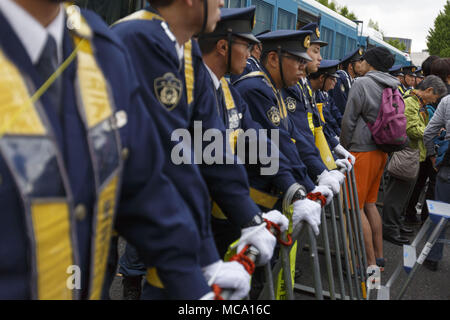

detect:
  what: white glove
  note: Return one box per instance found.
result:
[262,210,289,233]
[237,224,276,266]
[199,291,215,300]
[202,260,251,300]
[311,185,333,205]
[334,144,355,165]
[329,169,346,186]
[335,158,352,173]
[292,198,322,236]
[317,170,340,194]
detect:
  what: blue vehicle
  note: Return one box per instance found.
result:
[224,0,411,65]
[78,0,411,65]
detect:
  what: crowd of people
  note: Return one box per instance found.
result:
[0,0,448,300]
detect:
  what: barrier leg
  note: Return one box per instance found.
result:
[340,180,362,299]
[379,218,433,300]
[264,263,275,300]
[259,222,306,300]
[337,189,356,299]
[350,169,369,279]
[280,242,294,300]
[396,217,448,300]
[329,193,347,300]
[307,225,324,300]
[320,207,336,300]
[347,170,367,299]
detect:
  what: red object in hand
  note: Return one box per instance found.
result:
[264,219,293,246]
[307,192,327,207]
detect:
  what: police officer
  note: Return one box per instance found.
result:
[389,64,407,95]
[229,29,269,83]
[414,67,425,87]
[403,65,418,92]
[310,59,342,137]
[233,29,337,236]
[0,0,221,300]
[112,0,286,299]
[283,23,352,195]
[300,23,354,172]
[329,47,364,114]
[198,7,328,255]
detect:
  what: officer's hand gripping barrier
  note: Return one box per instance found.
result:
[256,167,368,300]
[219,220,293,300]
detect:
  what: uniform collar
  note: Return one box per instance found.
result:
[0,0,65,64]
[146,6,184,63]
[204,63,221,90]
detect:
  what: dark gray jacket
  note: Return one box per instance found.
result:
[340,71,400,152]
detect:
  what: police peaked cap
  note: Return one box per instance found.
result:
[255,29,271,37]
[201,6,259,44]
[257,30,313,61]
[389,65,404,76]
[317,59,340,78]
[415,67,424,78]
[402,65,417,76]
[340,47,364,65]
[300,23,328,47]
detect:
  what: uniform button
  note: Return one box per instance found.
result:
[74,204,87,221]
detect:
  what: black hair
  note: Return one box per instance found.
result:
[430,58,450,84]
[422,55,439,77]
[198,36,223,55]
[147,0,175,8]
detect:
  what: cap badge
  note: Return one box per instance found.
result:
[304,35,311,49]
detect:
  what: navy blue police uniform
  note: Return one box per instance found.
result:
[282,82,331,179]
[0,6,212,299]
[312,59,342,137]
[229,29,269,84]
[112,7,268,295]
[198,8,305,255]
[234,30,318,193]
[283,23,339,172]
[329,47,364,114]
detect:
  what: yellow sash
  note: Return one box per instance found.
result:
[301,84,337,170]
[316,102,326,123]
[220,78,243,154]
[314,127,337,170]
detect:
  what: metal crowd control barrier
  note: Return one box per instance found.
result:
[256,167,368,300]
[377,200,449,300]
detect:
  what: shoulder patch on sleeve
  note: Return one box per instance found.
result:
[286,97,297,113]
[267,106,281,126]
[154,72,183,111]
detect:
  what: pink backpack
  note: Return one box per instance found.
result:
[366,87,408,153]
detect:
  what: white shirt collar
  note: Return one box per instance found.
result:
[204,63,221,90]
[160,21,184,63]
[0,0,65,64]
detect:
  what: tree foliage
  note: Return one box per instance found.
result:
[427,0,450,57]
[385,39,407,52]
[368,19,384,36]
[315,0,358,21]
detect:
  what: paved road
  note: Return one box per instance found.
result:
[292,216,450,300]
